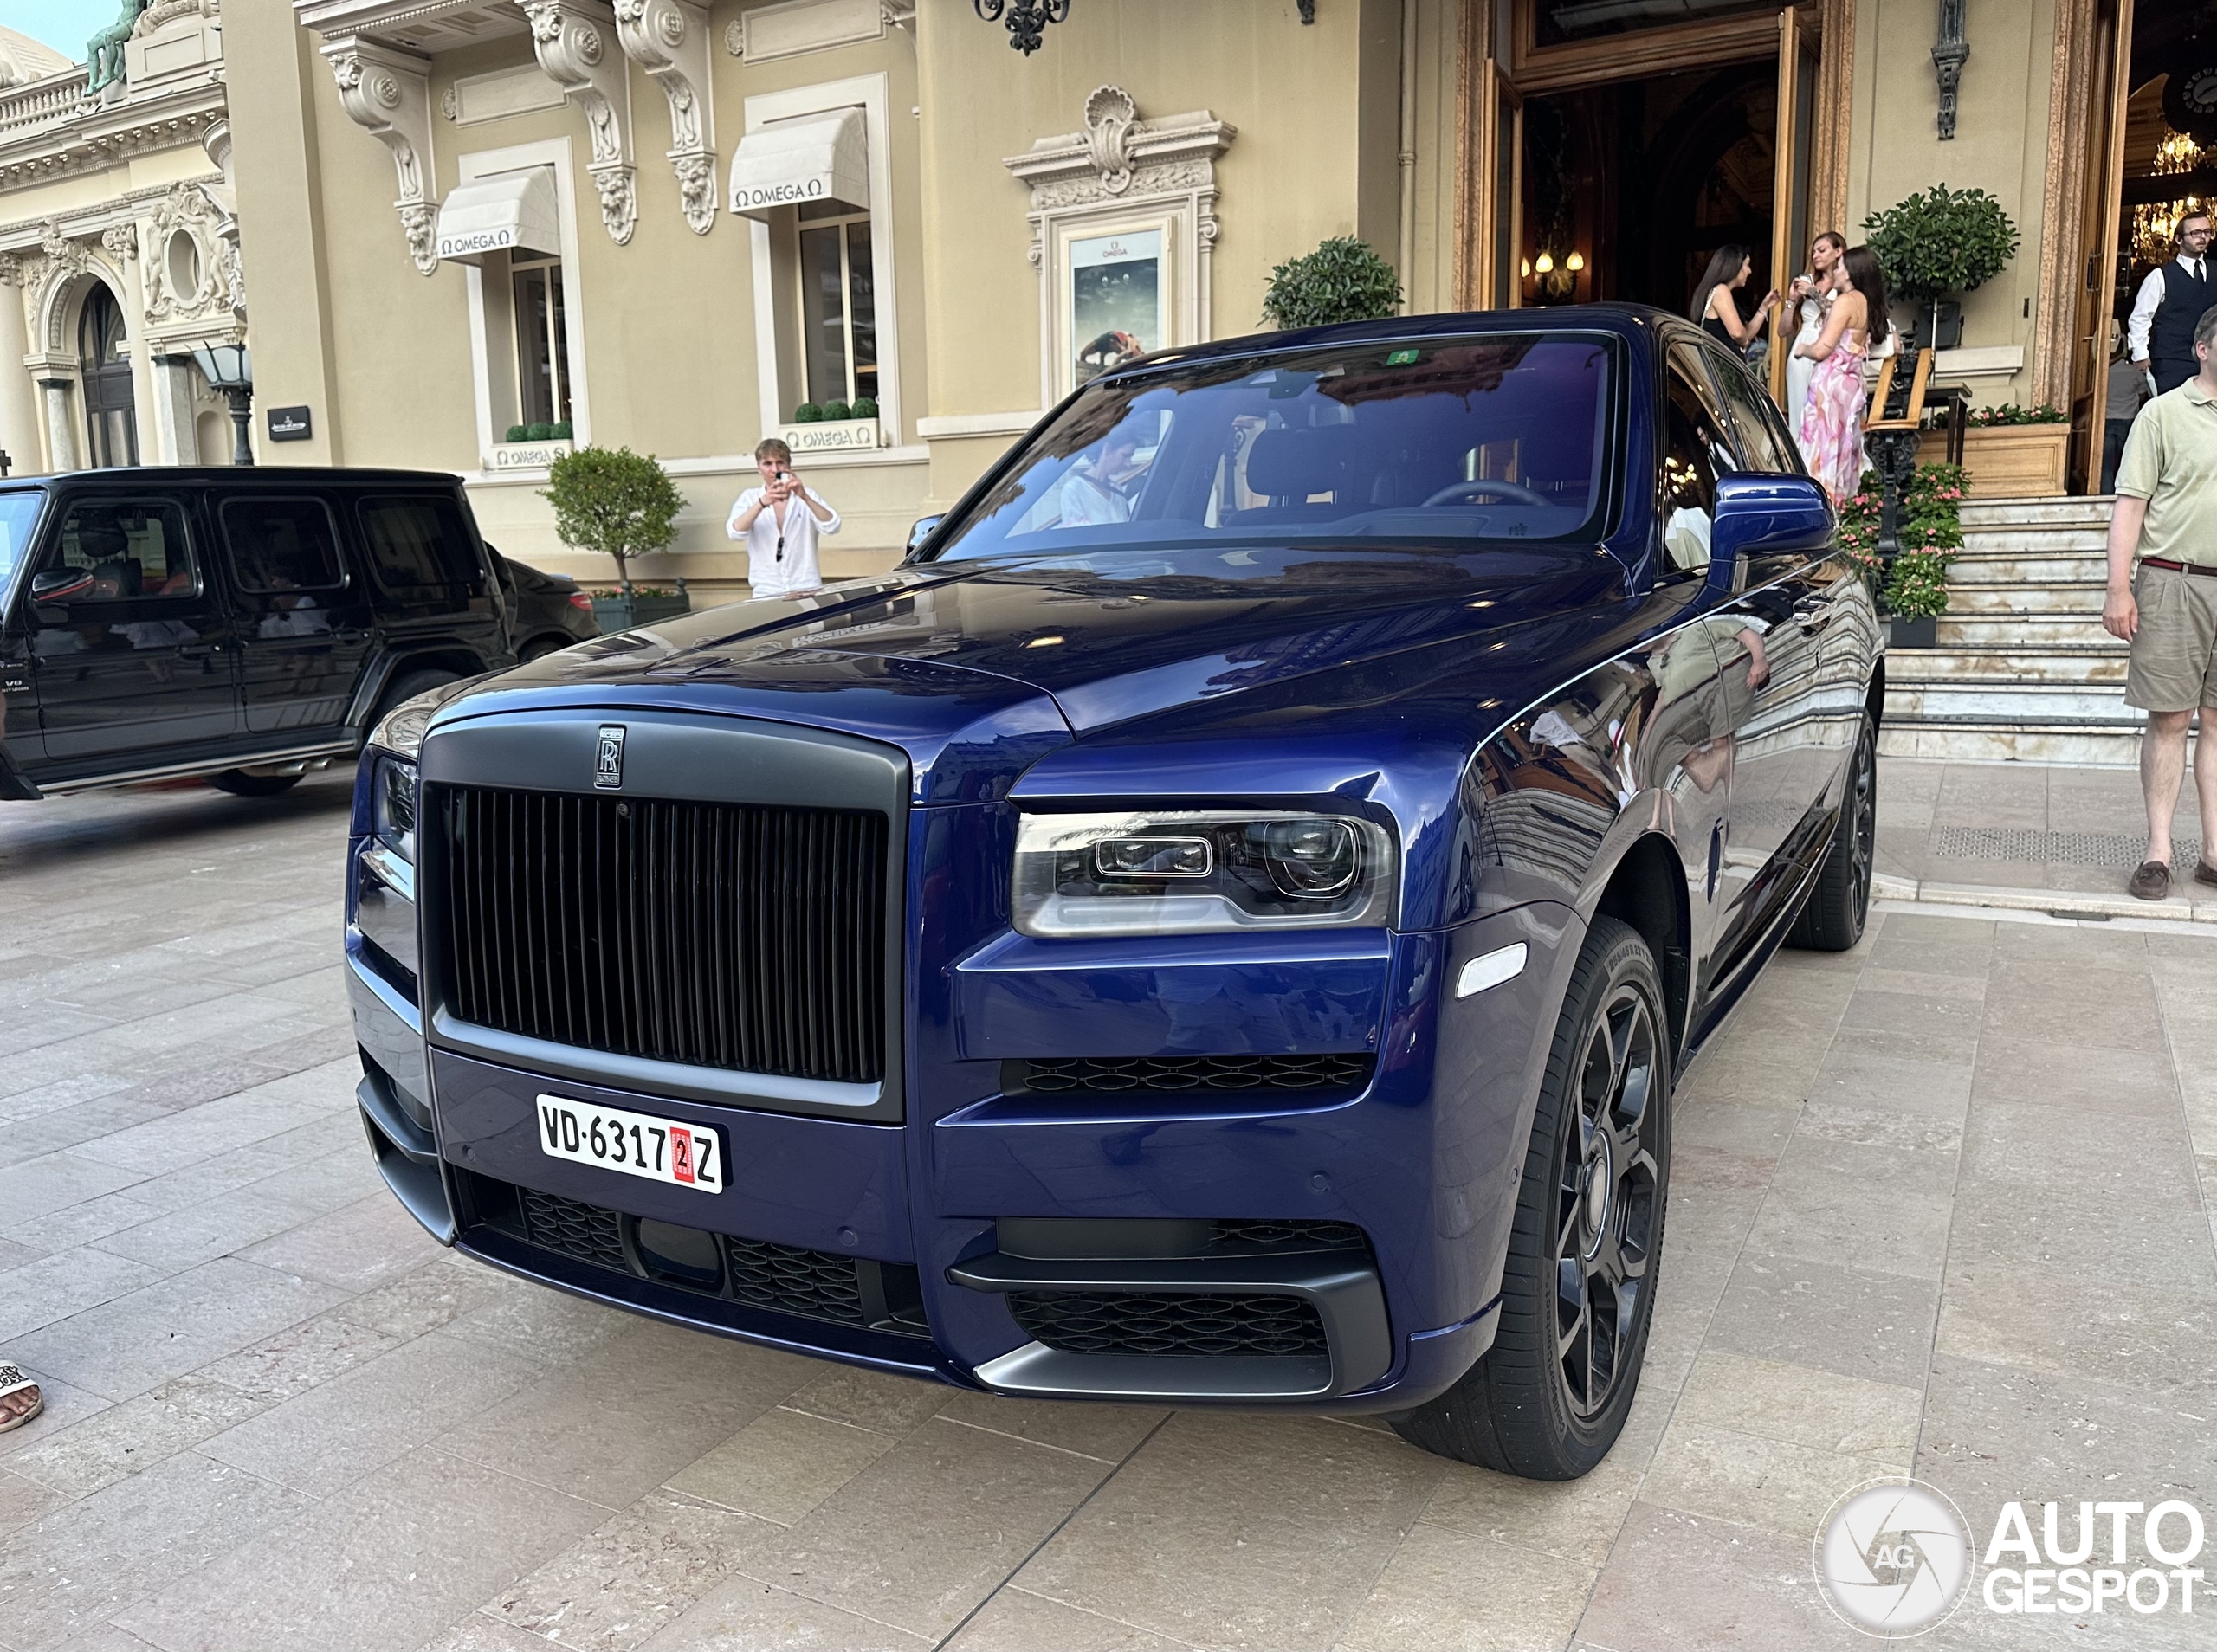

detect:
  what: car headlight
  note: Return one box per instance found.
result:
[1012,810,1396,938]
[372,756,419,864]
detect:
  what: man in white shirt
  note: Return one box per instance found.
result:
[727,438,839,600]
[2127,213,2215,396]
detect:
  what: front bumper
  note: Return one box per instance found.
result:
[343,749,1579,1411]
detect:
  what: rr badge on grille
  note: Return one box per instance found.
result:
[593,725,626,790]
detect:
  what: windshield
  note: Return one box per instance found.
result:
[0,490,44,596]
[928,332,1615,562]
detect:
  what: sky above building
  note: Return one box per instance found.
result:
[10,0,107,62]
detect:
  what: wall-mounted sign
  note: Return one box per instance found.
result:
[267,405,313,442]
[776,420,882,455]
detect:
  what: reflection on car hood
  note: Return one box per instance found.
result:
[435,544,1628,801]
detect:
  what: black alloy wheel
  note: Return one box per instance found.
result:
[1788,709,1877,952]
[1552,978,1662,1422]
[1393,916,1671,1479]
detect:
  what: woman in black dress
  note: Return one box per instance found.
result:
[1689,244,1779,357]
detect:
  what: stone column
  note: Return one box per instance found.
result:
[148,356,200,466]
[0,261,39,479]
[38,378,77,473]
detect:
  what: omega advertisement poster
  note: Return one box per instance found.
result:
[1070,229,1161,387]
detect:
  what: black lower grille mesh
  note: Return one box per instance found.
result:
[1010,1291,1328,1358]
[1212,1219,1366,1250]
[1014,1054,1374,1094]
[722,1235,867,1325]
[435,785,888,1082]
[521,1187,628,1272]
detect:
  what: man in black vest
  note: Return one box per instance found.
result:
[2129,213,2215,395]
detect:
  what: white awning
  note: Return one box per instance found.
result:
[728,107,869,221]
[434,168,561,265]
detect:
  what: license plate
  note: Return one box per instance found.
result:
[535,1095,724,1193]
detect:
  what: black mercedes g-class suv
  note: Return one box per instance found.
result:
[0,468,514,801]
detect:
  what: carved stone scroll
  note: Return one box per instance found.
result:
[520,0,637,245]
[614,0,716,235]
[322,37,440,275]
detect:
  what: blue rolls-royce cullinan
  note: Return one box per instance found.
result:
[344,306,1879,1478]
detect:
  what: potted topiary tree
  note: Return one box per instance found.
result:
[1261,236,1402,328]
[1862,184,2018,352]
[541,445,691,629]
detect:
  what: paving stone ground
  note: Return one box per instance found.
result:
[2,770,2214,1652]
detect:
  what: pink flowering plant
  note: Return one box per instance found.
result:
[1839,461,1964,615]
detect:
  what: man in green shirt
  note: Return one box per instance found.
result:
[2105,302,2217,900]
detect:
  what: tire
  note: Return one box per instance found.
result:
[1392,915,1671,1479]
[369,667,461,733]
[206,769,304,798]
[519,636,567,663]
[1787,709,1877,952]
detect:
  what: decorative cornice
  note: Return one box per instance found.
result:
[520,0,636,244]
[613,0,714,235]
[1005,87,1235,194]
[321,35,441,274]
[0,76,225,190]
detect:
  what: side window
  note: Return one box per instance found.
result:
[1706,350,1800,474]
[357,494,482,599]
[42,499,197,600]
[1661,364,1730,578]
[222,500,346,594]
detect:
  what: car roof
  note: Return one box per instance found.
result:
[0,466,469,487]
[1101,302,1673,384]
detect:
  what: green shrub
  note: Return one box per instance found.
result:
[525,422,555,442]
[1885,551,1954,621]
[1862,184,2019,306]
[1261,236,1402,330]
[822,399,853,422]
[1967,402,2068,426]
[852,396,878,420]
[549,420,573,440]
[793,403,823,423]
[541,445,685,590]
[504,423,528,443]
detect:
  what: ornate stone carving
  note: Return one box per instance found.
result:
[37,220,88,274]
[142,182,243,341]
[323,37,441,275]
[614,0,717,236]
[0,255,23,288]
[440,85,458,119]
[100,224,138,262]
[1083,86,1135,195]
[520,0,637,244]
[1932,0,1968,140]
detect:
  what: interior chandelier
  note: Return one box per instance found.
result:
[2132,127,2208,268]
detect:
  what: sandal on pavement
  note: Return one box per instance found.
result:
[0,1364,42,1433]
[2129,861,2172,901]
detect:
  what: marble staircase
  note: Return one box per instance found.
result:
[1878,495,2185,765]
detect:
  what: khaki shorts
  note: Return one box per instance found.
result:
[2127,564,2217,713]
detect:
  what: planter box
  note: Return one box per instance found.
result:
[1917,424,2068,497]
[1889,615,1939,649]
[590,590,691,631]
[487,438,573,471]
[776,419,882,455]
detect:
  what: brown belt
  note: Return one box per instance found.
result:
[2141,557,2217,578]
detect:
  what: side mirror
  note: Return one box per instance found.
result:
[29,568,91,605]
[1706,472,1832,593]
[905,514,945,556]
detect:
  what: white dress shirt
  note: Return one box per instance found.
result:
[2127,257,2208,362]
[727,487,839,599]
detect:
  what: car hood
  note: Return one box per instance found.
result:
[436,543,1626,802]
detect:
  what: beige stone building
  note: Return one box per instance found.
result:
[7,1,2203,598]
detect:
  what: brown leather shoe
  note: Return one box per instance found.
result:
[2129,860,2172,900]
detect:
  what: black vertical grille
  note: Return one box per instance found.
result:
[434,786,888,1082]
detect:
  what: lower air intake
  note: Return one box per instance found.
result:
[1008,1290,1328,1358]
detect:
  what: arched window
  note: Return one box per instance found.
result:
[78,284,138,469]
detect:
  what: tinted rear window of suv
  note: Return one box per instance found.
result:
[358,494,481,599]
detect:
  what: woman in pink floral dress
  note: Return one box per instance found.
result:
[1794,246,1891,503]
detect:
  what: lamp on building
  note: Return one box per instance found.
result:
[191,341,253,467]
